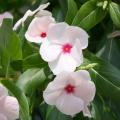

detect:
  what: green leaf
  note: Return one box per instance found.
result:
[97,36,120,69]
[58,0,67,18]
[23,53,47,71]
[22,41,37,58]
[92,95,118,120]
[0,19,22,60]
[17,68,52,95]
[91,102,101,120]
[72,0,106,30]
[0,19,22,75]
[84,51,120,102]
[11,60,22,71]
[52,6,64,22]
[1,79,30,120]
[46,106,72,120]
[109,2,120,28]
[65,0,78,24]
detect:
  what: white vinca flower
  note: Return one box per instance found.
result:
[43,70,96,117]
[25,16,55,43]
[0,84,19,120]
[13,2,51,31]
[40,22,89,75]
[0,12,13,26]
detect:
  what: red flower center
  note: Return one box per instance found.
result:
[62,43,72,53]
[40,32,47,38]
[64,84,75,94]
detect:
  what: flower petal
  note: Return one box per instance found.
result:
[56,93,84,116]
[43,71,77,105]
[71,39,83,66]
[63,26,89,49]
[3,12,13,19]
[43,77,67,105]
[73,70,92,82]
[0,84,8,97]
[13,2,50,31]
[13,10,32,31]
[0,113,7,120]
[43,86,62,105]
[35,10,52,17]
[49,54,77,75]
[3,96,19,120]
[40,40,61,62]
[75,81,95,102]
[54,72,75,86]
[25,16,55,43]
[0,12,13,26]
[36,2,50,11]
[83,106,91,118]
[73,71,96,102]
[47,22,69,44]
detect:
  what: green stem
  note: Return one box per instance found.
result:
[5,57,10,79]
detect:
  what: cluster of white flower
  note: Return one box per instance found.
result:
[25,4,89,75]
[24,3,96,117]
[0,2,96,118]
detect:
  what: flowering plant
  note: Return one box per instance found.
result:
[0,0,120,120]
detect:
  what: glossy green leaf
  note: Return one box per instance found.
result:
[52,6,64,22]
[1,79,30,120]
[84,51,120,102]
[109,2,120,28]
[97,36,120,69]
[46,106,71,120]
[65,0,78,24]
[0,19,22,60]
[72,0,106,30]
[23,53,47,71]
[0,19,22,75]
[22,41,37,58]
[92,95,118,120]
[58,0,67,17]
[17,68,52,94]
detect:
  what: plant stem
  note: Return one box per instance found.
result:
[5,57,10,79]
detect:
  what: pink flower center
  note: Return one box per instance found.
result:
[40,32,47,38]
[62,43,72,53]
[64,84,75,94]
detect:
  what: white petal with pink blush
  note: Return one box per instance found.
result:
[43,70,96,117]
[0,84,19,120]
[13,2,51,31]
[25,16,55,43]
[40,22,88,75]
[0,12,13,26]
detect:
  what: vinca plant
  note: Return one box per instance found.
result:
[0,0,120,120]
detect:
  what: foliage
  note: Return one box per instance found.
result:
[0,0,120,120]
